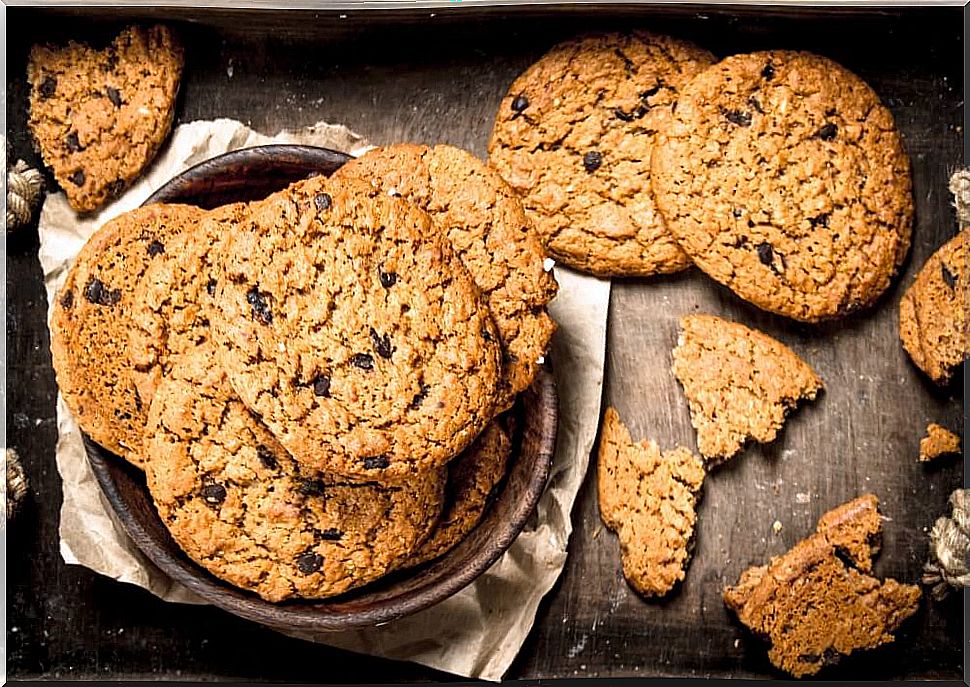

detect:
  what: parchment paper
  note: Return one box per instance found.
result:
[38,118,610,681]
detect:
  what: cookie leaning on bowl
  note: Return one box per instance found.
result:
[488,31,715,277]
[204,175,504,483]
[28,25,184,213]
[50,203,204,464]
[332,143,558,409]
[652,50,913,322]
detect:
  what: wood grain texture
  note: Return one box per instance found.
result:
[6,4,964,681]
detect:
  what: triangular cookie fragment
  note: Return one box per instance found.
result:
[724,494,921,678]
[672,315,823,463]
[597,407,705,597]
[919,423,961,462]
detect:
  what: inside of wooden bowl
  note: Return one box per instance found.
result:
[85,144,558,631]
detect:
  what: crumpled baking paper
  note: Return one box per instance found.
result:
[38,117,610,681]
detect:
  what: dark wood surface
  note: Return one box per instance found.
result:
[6,4,965,681]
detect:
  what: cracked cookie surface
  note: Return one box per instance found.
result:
[333,144,558,408]
[724,494,921,678]
[129,203,248,407]
[206,176,503,482]
[50,203,200,464]
[899,229,969,385]
[597,407,705,597]
[400,419,512,568]
[28,25,183,213]
[487,32,715,277]
[671,314,823,463]
[919,423,961,462]
[652,51,913,322]
[144,344,446,602]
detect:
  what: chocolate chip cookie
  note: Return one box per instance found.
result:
[206,176,503,482]
[28,25,184,213]
[672,315,823,463]
[333,144,558,408]
[919,423,961,462]
[400,419,512,568]
[597,407,705,597]
[488,32,715,277]
[50,203,200,464]
[899,229,969,385]
[129,203,248,407]
[144,344,446,602]
[652,51,913,322]
[724,494,921,678]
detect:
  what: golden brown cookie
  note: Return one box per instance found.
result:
[671,314,823,463]
[28,25,184,213]
[145,344,446,602]
[899,229,969,385]
[724,494,921,678]
[128,203,248,407]
[919,423,961,462]
[206,175,503,482]
[50,203,201,464]
[487,32,715,277]
[652,51,913,322]
[400,420,512,568]
[597,407,705,597]
[333,144,558,408]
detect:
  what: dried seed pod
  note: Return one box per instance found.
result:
[922,489,970,600]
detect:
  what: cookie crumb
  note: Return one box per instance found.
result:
[771,520,783,534]
[919,423,961,462]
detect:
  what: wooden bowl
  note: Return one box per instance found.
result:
[84,144,559,632]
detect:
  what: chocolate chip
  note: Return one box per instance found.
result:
[297,478,325,497]
[732,208,743,219]
[798,653,821,665]
[942,263,957,288]
[816,123,838,141]
[378,266,397,289]
[106,86,122,108]
[761,62,775,80]
[369,327,393,359]
[833,546,858,571]
[722,108,752,127]
[103,49,119,72]
[362,454,390,470]
[481,327,493,342]
[312,374,331,397]
[748,96,764,114]
[351,353,374,370]
[65,132,82,152]
[809,213,830,228]
[257,445,278,470]
[206,279,217,296]
[39,75,57,98]
[409,383,430,410]
[106,179,125,197]
[83,277,121,306]
[511,93,529,113]
[68,170,86,186]
[583,151,603,173]
[640,84,662,100]
[613,108,635,122]
[314,193,332,211]
[202,482,227,505]
[320,528,343,541]
[147,240,165,256]
[756,242,774,266]
[60,289,74,310]
[246,287,272,325]
[296,551,324,574]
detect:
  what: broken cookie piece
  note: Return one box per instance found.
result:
[671,314,824,463]
[597,406,706,597]
[919,423,961,462]
[724,494,921,678]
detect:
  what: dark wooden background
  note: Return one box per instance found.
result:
[6,4,965,682]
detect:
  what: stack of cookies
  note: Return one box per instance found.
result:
[50,146,558,602]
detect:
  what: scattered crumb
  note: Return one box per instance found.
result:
[795,492,811,504]
[772,520,783,534]
[919,423,961,462]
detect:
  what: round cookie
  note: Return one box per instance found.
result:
[652,50,913,322]
[50,203,202,464]
[28,25,184,213]
[206,175,503,482]
[144,345,446,602]
[487,32,716,277]
[399,419,512,569]
[899,229,969,385]
[333,143,558,407]
[129,202,248,406]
